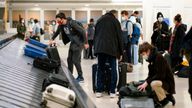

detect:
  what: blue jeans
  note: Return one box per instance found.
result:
[96,53,118,93]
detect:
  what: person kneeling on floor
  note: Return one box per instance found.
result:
[138,42,176,107]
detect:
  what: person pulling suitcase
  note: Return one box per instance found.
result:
[49,13,86,83]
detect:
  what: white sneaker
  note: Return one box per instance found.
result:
[96,92,103,98]
[110,93,116,98]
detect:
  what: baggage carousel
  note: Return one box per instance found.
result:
[0,37,96,108]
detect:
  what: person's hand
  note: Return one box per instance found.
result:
[162,34,166,37]
[49,39,55,46]
[118,55,123,62]
[137,81,148,92]
[130,35,132,38]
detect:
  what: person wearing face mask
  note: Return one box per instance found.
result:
[138,42,176,107]
[49,13,86,83]
[121,10,132,63]
[17,18,26,40]
[151,12,169,52]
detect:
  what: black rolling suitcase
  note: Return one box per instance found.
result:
[117,62,131,91]
[33,57,60,72]
[92,63,111,94]
[42,73,69,92]
[46,46,61,65]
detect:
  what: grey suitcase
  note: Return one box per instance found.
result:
[120,97,154,108]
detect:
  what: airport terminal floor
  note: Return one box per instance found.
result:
[57,44,192,108]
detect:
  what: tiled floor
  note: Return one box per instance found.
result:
[57,45,192,108]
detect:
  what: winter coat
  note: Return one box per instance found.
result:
[170,24,187,58]
[183,26,192,50]
[146,48,176,94]
[94,12,123,59]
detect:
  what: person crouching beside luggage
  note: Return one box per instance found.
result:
[138,42,176,107]
[49,13,86,83]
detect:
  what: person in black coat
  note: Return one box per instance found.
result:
[138,42,176,107]
[182,26,192,100]
[169,14,187,71]
[151,12,169,51]
[94,10,123,98]
[49,13,86,83]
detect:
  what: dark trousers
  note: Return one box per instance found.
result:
[67,43,83,77]
[122,42,131,63]
[88,40,94,59]
[96,53,118,93]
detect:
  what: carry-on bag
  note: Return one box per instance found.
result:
[41,84,76,108]
[33,57,60,72]
[28,38,48,48]
[92,63,111,93]
[42,73,69,92]
[46,46,60,65]
[24,47,47,58]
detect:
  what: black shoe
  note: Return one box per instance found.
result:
[160,98,169,107]
[166,94,176,106]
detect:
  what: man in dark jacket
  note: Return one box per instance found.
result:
[87,18,95,59]
[138,42,176,107]
[182,26,192,100]
[94,10,123,98]
[49,13,86,82]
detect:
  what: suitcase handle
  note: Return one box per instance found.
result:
[47,88,53,93]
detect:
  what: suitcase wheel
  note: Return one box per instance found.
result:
[47,88,53,93]
[69,95,74,101]
[40,100,47,108]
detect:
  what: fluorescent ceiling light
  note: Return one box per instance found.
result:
[34,4,39,7]
[112,0,129,2]
[85,4,89,7]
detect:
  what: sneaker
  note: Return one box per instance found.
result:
[76,76,84,83]
[110,93,116,98]
[96,92,103,98]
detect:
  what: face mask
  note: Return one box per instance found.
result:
[122,17,126,21]
[52,22,56,25]
[158,17,163,22]
[21,20,24,23]
[143,55,149,60]
[57,21,63,25]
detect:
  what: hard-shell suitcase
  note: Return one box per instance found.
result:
[33,57,60,72]
[119,97,154,108]
[92,63,111,93]
[28,39,48,48]
[26,44,46,53]
[24,47,47,58]
[46,46,60,64]
[41,84,76,108]
[42,73,69,92]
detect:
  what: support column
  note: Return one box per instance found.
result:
[72,9,75,20]
[8,5,12,28]
[118,9,121,22]
[40,9,44,42]
[102,9,106,15]
[87,9,90,24]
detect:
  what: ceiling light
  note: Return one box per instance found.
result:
[85,4,89,7]
[34,4,39,7]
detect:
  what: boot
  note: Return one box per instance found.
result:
[166,94,176,106]
[159,98,169,107]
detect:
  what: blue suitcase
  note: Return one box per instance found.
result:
[29,39,48,49]
[26,44,46,53]
[24,47,47,58]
